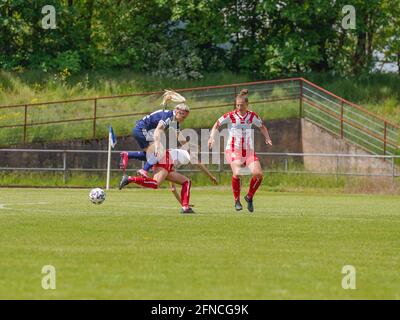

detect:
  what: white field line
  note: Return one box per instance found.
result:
[0,208,54,213]
[17,202,50,206]
[0,202,50,211]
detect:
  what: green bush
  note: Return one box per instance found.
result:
[54,51,81,73]
[144,40,204,80]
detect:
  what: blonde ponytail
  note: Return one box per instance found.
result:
[161,90,187,107]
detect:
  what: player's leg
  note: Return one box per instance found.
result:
[119,150,148,173]
[168,182,181,204]
[127,151,148,161]
[138,144,160,178]
[230,160,244,211]
[119,167,168,190]
[168,181,195,208]
[166,172,194,214]
[120,126,151,173]
[244,159,263,213]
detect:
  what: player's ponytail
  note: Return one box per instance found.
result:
[161,90,186,107]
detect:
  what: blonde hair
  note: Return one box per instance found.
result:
[161,90,187,106]
[175,103,190,112]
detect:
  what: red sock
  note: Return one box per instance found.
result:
[232,176,241,201]
[129,176,158,189]
[247,176,263,199]
[181,180,191,209]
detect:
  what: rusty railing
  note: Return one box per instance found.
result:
[0,78,399,155]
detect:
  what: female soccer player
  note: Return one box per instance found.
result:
[119,146,218,214]
[119,90,189,177]
[208,89,272,212]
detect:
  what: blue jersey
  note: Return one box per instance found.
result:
[136,109,179,131]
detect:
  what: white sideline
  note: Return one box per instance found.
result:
[0,202,49,210]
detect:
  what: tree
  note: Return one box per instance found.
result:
[0,0,398,77]
[375,0,400,74]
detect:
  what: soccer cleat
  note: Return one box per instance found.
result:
[234,200,243,211]
[244,195,254,213]
[137,169,149,178]
[180,207,195,214]
[119,175,130,190]
[119,151,129,173]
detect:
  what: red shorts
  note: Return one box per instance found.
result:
[153,151,175,173]
[225,149,258,166]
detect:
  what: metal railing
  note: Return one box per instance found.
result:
[0,149,398,186]
[300,79,400,155]
[0,78,399,155]
[0,78,300,145]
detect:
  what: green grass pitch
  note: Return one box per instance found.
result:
[0,187,399,299]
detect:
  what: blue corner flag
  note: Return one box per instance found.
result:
[109,126,117,149]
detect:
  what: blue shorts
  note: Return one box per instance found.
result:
[133,126,153,150]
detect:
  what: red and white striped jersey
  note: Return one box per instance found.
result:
[217,110,263,151]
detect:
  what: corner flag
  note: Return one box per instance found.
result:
[106,125,117,190]
[109,126,117,149]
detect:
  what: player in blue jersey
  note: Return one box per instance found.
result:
[119,90,190,178]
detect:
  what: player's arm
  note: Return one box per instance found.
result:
[253,114,272,146]
[208,121,220,149]
[154,121,166,156]
[172,127,188,146]
[195,163,218,185]
[163,113,187,146]
[260,124,272,146]
[208,113,229,149]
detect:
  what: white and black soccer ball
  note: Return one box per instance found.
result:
[89,188,106,205]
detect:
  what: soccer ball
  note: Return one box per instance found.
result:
[89,188,106,205]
